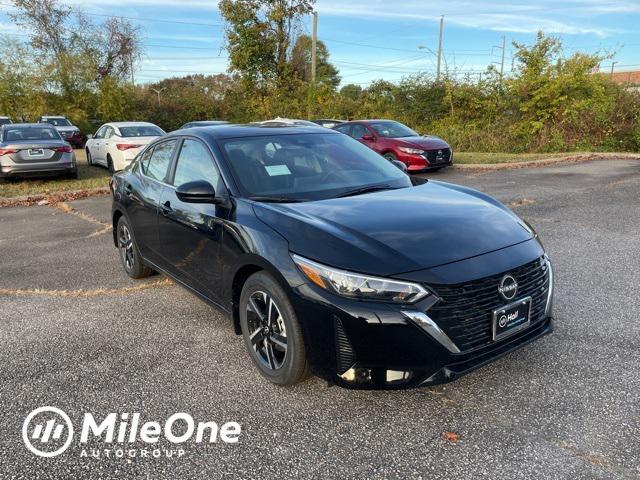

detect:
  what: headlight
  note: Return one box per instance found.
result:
[292,254,429,304]
[398,147,424,155]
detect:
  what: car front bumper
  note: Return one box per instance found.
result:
[289,241,553,389]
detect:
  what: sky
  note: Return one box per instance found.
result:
[0,0,639,86]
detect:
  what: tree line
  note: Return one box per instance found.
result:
[1,0,638,153]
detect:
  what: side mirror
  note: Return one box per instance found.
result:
[362,134,374,141]
[87,134,94,140]
[392,160,408,173]
[176,180,220,204]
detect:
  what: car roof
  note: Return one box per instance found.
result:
[166,123,335,141]
[106,122,159,128]
[3,123,56,128]
[41,116,67,119]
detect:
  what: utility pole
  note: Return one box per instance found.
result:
[311,11,318,84]
[499,36,506,81]
[152,87,166,107]
[436,15,444,81]
[130,51,135,85]
[610,61,618,76]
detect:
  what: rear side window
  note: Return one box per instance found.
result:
[351,124,369,140]
[144,140,177,182]
[172,139,223,191]
[334,124,351,135]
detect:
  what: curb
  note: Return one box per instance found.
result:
[453,153,640,171]
[0,187,110,208]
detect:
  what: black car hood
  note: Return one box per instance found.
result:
[253,181,534,276]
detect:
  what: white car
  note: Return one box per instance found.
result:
[85,122,165,173]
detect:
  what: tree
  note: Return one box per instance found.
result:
[218,0,314,85]
[9,0,141,95]
[289,34,340,88]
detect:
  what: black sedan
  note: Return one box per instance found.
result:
[110,124,554,389]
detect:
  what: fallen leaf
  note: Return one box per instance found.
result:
[442,431,460,444]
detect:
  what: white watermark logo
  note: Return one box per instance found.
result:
[23,406,75,458]
[22,407,241,459]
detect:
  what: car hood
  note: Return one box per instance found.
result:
[396,135,449,150]
[253,182,534,276]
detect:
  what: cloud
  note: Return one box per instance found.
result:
[315,0,622,37]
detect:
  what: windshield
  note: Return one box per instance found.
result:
[43,118,71,127]
[221,133,411,201]
[4,126,60,142]
[0,118,12,126]
[369,121,418,138]
[119,126,164,137]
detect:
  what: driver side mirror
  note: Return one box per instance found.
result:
[176,180,222,204]
[362,134,375,142]
[87,134,93,140]
[392,160,408,173]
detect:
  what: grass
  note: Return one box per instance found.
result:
[453,152,587,164]
[0,150,111,198]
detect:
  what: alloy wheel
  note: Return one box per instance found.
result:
[118,224,135,271]
[246,291,288,370]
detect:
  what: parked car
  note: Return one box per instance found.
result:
[311,119,345,128]
[0,116,13,126]
[110,124,553,389]
[334,119,452,172]
[37,115,83,148]
[179,120,229,129]
[256,118,318,127]
[0,123,77,179]
[86,122,165,173]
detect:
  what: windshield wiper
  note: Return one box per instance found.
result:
[334,184,398,199]
[248,196,306,203]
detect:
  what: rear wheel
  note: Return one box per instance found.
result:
[66,168,78,179]
[107,155,115,175]
[117,216,153,279]
[86,149,93,166]
[239,272,309,386]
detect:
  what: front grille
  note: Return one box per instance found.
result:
[424,147,451,165]
[427,257,550,352]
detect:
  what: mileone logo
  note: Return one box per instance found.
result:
[22,406,241,458]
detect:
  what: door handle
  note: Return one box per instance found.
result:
[161,200,172,215]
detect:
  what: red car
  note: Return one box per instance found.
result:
[333,120,452,172]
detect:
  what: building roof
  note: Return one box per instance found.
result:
[609,70,640,85]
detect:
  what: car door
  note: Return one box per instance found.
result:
[158,137,227,302]
[91,126,107,164]
[126,139,178,266]
[103,126,116,163]
[351,124,380,153]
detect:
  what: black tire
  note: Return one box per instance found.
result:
[67,168,78,179]
[116,216,153,279]
[86,149,93,166]
[107,155,115,175]
[383,152,398,162]
[239,271,309,386]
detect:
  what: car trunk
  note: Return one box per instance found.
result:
[5,141,67,163]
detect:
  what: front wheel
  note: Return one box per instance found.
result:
[117,216,153,279]
[239,272,309,386]
[383,152,398,162]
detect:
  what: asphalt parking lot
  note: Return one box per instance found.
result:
[1,159,639,479]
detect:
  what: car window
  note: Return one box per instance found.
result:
[119,126,165,137]
[4,126,59,142]
[369,121,418,138]
[172,139,223,191]
[144,140,177,182]
[43,118,71,127]
[221,133,410,200]
[334,124,351,135]
[95,126,107,139]
[351,124,369,140]
[104,127,115,139]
